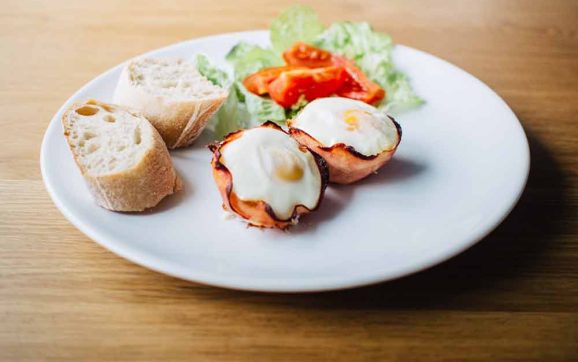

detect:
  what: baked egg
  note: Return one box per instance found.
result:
[210,122,328,229]
[288,97,401,184]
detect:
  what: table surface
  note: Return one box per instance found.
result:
[1,0,577,360]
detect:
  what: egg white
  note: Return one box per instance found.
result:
[220,127,322,220]
[291,97,399,156]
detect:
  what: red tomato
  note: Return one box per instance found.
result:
[331,55,385,105]
[283,42,333,68]
[284,42,385,105]
[268,66,347,108]
[243,66,307,95]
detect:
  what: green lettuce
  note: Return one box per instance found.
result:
[270,5,325,54]
[236,82,286,125]
[314,21,423,112]
[196,53,285,139]
[196,8,423,140]
[226,42,282,81]
[195,53,230,87]
[195,54,249,139]
[211,86,251,139]
[224,44,286,124]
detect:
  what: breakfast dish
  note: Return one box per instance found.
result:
[41,7,530,291]
[114,57,228,149]
[210,122,328,229]
[289,97,401,184]
[61,100,181,212]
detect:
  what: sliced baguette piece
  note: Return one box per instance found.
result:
[62,99,181,212]
[113,57,228,149]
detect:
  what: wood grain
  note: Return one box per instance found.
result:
[1,0,577,360]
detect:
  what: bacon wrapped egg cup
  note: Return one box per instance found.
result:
[209,122,329,229]
[288,97,402,184]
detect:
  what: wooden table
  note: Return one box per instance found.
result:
[1,0,577,360]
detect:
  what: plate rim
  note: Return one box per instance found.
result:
[40,30,531,292]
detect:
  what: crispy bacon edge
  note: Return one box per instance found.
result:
[287,117,402,184]
[208,121,329,230]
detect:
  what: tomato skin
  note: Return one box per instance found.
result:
[268,66,346,108]
[283,42,333,68]
[331,55,385,105]
[243,66,306,95]
[244,43,386,107]
[284,42,385,105]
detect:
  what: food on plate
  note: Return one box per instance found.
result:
[61,100,181,212]
[243,42,385,108]
[243,65,307,95]
[267,66,347,108]
[209,122,328,229]
[330,54,385,105]
[196,6,423,139]
[282,42,333,68]
[288,97,401,184]
[113,57,228,149]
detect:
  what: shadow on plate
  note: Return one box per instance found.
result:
[291,156,425,233]
[356,157,427,187]
[289,185,355,234]
[263,131,569,308]
[142,172,192,214]
[169,131,570,310]
[108,127,569,313]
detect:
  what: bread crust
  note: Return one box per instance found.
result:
[113,60,228,149]
[62,100,181,212]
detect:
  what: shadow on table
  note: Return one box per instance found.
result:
[189,130,569,309]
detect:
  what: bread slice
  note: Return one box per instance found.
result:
[113,57,228,149]
[62,99,181,212]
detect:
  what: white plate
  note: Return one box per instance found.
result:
[41,30,530,292]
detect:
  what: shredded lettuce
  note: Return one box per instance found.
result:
[314,21,423,112]
[270,5,325,55]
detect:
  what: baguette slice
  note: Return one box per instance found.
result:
[113,57,228,149]
[62,100,181,212]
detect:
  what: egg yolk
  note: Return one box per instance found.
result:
[343,109,372,131]
[270,148,304,182]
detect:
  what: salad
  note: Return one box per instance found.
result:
[196,6,423,139]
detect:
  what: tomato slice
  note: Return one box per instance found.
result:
[284,42,385,105]
[283,42,333,68]
[331,55,385,105]
[243,66,306,95]
[268,66,346,108]
[245,43,385,106]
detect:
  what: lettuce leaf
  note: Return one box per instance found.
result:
[270,5,325,54]
[195,53,231,87]
[196,9,424,140]
[315,21,423,112]
[236,82,286,125]
[196,54,285,138]
[195,54,250,138]
[211,85,252,139]
[225,43,286,125]
[226,42,282,81]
